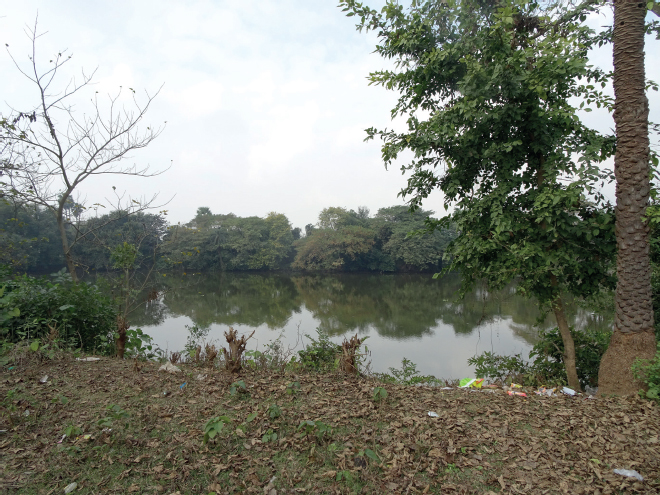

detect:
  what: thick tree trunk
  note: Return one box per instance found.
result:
[552,295,581,391]
[598,0,657,396]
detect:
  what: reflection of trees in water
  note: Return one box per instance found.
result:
[122,272,613,344]
[293,273,464,338]
[130,297,170,328]
[156,273,302,329]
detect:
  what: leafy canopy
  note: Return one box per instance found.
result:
[341,0,617,307]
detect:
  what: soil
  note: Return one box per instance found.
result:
[1,357,659,494]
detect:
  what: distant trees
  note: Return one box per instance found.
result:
[0,22,165,281]
[292,205,456,272]
[1,201,456,274]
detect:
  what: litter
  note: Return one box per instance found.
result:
[510,383,522,389]
[535,387,555,397]
[57,434,66,444]
[613,468,643,481]
[179,382,187,390]
[561,387,576,396]
[427,411,439,418]
[64,482,78,493]
[459,378,484,388]
[76,357,100,362]
[23,409,30,417]
[441,387,453,390]
[507,391,527,397]
[40,375,48,383]
[159,362,181,373]
[196,374,207,381]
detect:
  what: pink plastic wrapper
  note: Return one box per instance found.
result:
[507,391,527,397]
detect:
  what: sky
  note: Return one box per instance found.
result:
[1,1,658,230]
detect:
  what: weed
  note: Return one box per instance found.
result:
[633,342,660,401]
[372,386,388,402]
[203,415,232,445]
[296,328,340,371]
[97,404,130,429]
[268,404,283,419]
[298,419,333,443]
[286,381,301,396]
[229,380,247,396]
[385,358,440,385]
[262,429,278,443]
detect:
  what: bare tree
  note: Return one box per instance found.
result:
[0,20,166,281]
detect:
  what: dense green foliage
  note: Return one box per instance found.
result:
[0,202,64,270]
[0,269,115,351]
[293,206,456,272]
[1,203,455,274]
[633,343,660,401]
[468,326,611,388]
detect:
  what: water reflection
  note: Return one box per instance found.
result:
[131,272,611,378]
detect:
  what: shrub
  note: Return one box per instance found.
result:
[633,342,660,401]
[0,270,116,351]
[468,326,611,388]
[295,329,341,371]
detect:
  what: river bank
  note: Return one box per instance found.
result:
[1,356,658,494]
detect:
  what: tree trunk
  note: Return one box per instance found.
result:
[56,205,78,283]
[552,294,581,391]
[598,0,657,396]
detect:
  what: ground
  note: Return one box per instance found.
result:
[1,357,659,494]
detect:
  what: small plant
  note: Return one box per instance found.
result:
[286,381,301,396]
[387,358,439,385]
[124,328,162,360]
[372,386,388,402]
[262,428,278,443]
[298,419,332,442]
[97,404,130,429]
[203,415,232,445]
[267,404,282,419]
[296,329,341,371]
[229,380,247,396]
[245,411,258,423]
[336,470,353,482]
[633,342,660,401]
[63,424,83,438]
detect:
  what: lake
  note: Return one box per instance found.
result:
[131,271,612,380]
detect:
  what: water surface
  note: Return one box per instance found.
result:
[132,272,611,379]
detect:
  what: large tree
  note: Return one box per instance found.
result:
[0,22,165,281]
[342,0,617,390]
[597,1,658,395]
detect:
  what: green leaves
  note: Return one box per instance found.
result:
[203,415,232,445]
[229,380,247,396]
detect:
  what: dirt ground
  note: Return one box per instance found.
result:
[1,357,659,494]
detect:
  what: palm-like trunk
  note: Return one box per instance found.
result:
[598,0,656,395]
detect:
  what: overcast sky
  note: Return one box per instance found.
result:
[1,1,658,230]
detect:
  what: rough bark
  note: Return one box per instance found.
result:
[599,0,657,396]
[552,294,581,391]
[56,200,79,283]
[222,327,255,373]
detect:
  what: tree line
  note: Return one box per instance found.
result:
[0,202,457,274]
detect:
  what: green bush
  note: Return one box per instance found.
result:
[0,269,116,351]
[633,342,660,401]
[295,329,341,371]
[468,326,611,388]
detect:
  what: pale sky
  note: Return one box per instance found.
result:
[1,1,658,230]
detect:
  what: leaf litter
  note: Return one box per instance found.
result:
[0,358,658,494]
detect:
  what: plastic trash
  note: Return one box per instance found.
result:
[441,387,453,390]
[23,409,30,417]
[535,387,555,397]
[459,378,484,388]
[196,374,207,381]
[159,362,181,373]
[180,382,187,390]
[561,387,576,396]
[507,391,527,397]
[76,357,100,362]
[428,411,439,418]
[40,375,48,383]
[64,482,78,493]
[510,383,522,389]
[613,468,643,481]
[57,434,66,444]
